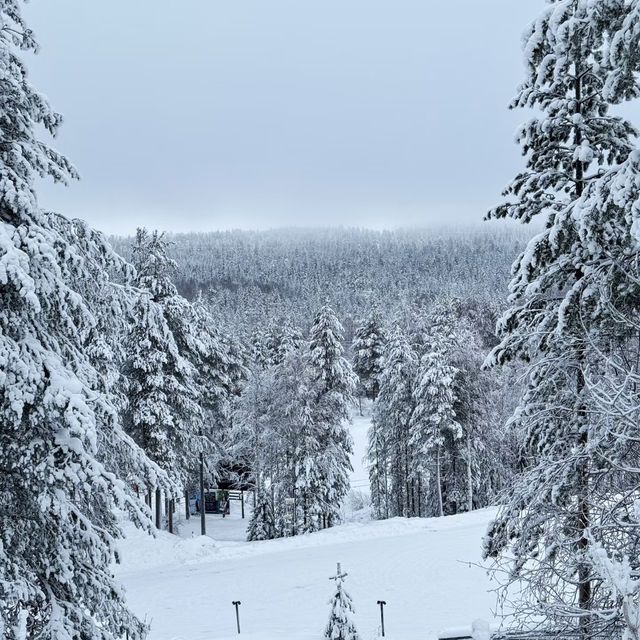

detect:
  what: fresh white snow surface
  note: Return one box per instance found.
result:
[115,410,500,640]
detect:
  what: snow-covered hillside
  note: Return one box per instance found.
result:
[114,409,501,640]
[116,506,499,640]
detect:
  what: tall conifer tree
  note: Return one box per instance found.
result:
[309,305,356,527]
[0,5,159,637]
[484,2,640,636]
[352,307,386,400]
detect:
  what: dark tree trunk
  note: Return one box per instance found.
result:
[155,488,162,530]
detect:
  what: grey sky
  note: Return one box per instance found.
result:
[25,0,540,235]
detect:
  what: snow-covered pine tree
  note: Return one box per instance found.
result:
[249,326,272,369]
[235,338,327,538]
[0,5,159,637]
[273,345,325,535]
[308,305,357,527]
[548,148,640,639]
[484,2,640,636]
[367,415,389,520]
[422,299,494,516]
[369,328,418,518]
[274,322,304,366]
[183,292,247,499]
[247,488,276,541]
[352,307,386,400]
[324,564,360,640]
[48,214,169,500]
[410,335,461,519]
[125,229,202,506]
[248,322,302,369]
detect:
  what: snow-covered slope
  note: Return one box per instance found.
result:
[116,507,499,640]
[115,409,500,639]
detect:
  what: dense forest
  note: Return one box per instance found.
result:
[109,226,526,539]
[111,225,529,338]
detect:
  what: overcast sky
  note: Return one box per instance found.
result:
[24,0,541,235]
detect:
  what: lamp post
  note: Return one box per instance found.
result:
[232,601,241,634]
[377,600,387,637]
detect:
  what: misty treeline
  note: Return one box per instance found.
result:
[111,225,527,339]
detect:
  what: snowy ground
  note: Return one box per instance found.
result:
[115,408,502,640]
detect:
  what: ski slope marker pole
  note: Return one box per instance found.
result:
[233,601,241,634]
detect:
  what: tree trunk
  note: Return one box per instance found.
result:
[155,488,162,530]
[436,445,444,518]
[384,458,389,519]
[577,370,591,637]
[185,488,190,520]
[168,499,174,534]
[466,431,473,513]
[574,68,591,639]
[404,442,410,517]
[200,451,206,536]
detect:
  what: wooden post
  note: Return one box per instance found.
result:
[155,488,162,529]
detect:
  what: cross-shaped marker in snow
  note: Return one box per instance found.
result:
[329,562,348,582]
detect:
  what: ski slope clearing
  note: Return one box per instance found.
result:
[116,507,500,640]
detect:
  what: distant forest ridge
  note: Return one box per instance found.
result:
[110,225,532,336]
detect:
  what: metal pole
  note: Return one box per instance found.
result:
[241,490,245,519]
[232,601,241,634]
[200,451,206,536]
[377,600,386,637]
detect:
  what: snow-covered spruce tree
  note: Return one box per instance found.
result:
[0,5,159,638]
[231,362,276,539]
[555,150,640,639]
[273,345,325,535]
[125,229,202,501]
[180,292,247,498]
[248,322,302,369]
[324,564,360,640]
[410,335,461,519]
[247,488,276,541]
[369,328,418,518]
[484,2,640,636]
[308,305,357,527]
[421,299,502,516]
[352,307,386,400]
[235,340,325,538]
[272,322,304,366]
[367,413,390,520]
[49,214,169,499]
